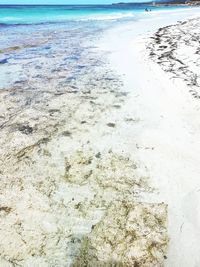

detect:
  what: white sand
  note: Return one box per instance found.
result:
[99,7,200,267]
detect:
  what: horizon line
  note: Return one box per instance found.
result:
[0,2,153,6]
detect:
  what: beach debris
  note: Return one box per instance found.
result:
[148,18,200,98]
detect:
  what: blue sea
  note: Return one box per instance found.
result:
[0,4,189,89]
[0,4,178,25]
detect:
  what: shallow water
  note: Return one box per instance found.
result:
[0,5,190,91]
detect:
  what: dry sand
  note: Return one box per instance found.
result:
[99,8,200,267]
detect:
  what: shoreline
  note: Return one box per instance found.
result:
[0,13,168,266]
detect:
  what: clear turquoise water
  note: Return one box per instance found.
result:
[0,5,141,25]
[0,4,186,25]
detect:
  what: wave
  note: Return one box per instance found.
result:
[0,22,33,28]
[77,12,136,21]
[0,16,23,21]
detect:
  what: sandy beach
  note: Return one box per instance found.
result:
[100,8,200,266]
[0,6,200,267]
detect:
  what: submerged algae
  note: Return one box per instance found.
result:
[73,201,168,267]
[64,150,168,267]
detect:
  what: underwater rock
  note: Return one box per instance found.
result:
[18,124,33,135]
[107,122,116,128]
